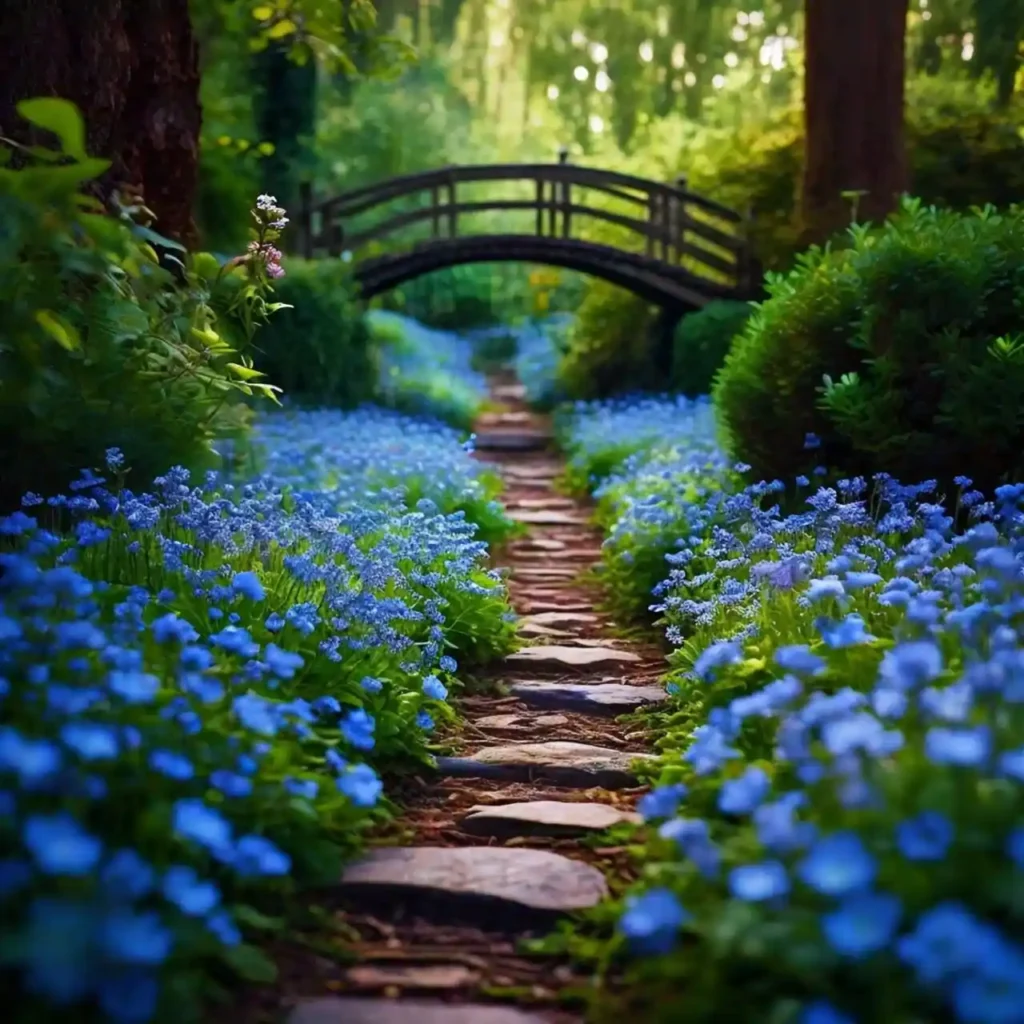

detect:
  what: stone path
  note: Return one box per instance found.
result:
[275,374,667,1023]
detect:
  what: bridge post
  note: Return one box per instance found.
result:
[670,175,688,265]
[557,146,571,238]
[445,167,458,237]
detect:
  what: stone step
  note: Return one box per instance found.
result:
[507,508,589,526]
[518,599,594,614]
[343,963,478,991]
[508,680,667,716]
[290,998,547,1024]
[516,622,576,639]
[474,712,569,730]
[510,567,580,582]
[510,537,566,552]
[506,496,577,511]
[337,846,608,928]
[492,383,527,402]
[474,431,551,453]
[505,645,641,672]
[435,740,653,788]
[499,462,561,480]
[477,410,531,427]
[460,800,641,839]
[520,611,600,629]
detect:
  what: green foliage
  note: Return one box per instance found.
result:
[671,300,753,397]
[0,98,283,511]
[684,77,1024,272]
[252,259,377,408]
[195,139,265,254]
[714,199,1024,493]
[557,281,658,400]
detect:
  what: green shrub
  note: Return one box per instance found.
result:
[252,259,376,408]
[671,300,753,397]
[0,98,282,511]
[557,281,658,399]
[714,200,1024,492]
[684,77,1024,271]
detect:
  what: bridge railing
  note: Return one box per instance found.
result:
[295,161,756,292]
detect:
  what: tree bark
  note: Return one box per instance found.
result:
[0,0,201,245]
[800,0,910,244]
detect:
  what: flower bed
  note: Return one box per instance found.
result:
[0,410,516,1023]
[556,397,1024,1024]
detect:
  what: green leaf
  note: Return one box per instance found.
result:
[131,224,186,252]
[220,942,278,983]
[231,905,284,932]
[17,98,88,160]
[226,362,267,381]
[267,18,298,39]
[35,310,81,351]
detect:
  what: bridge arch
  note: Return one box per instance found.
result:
[293,161,760,311]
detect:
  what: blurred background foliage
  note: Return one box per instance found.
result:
[192,0,1024,319]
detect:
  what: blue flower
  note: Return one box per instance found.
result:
[340,709,375,751]
[209,626,258,657]
[718,766,770,816]
[151,613,199,645]
[231,571,265,602]
[0,728,62,784]
[24,813,103,875]
[637,783,688,822]
[206,909,241,946]
[798,832,876,896]
[817,613,875,649]
[162,865,221,916]
[60,722,119,761]
[101,908,174,965]
[693,640,743,681]
[774,645,825,676]
[879,641,943,690]
[800,1002,855,1024]
[896,812,953,862]
[264,642,304,680]
[728,861,790,901]
[108,670,160,704]
[172,799,233,856]
[925,726,991,767]
[618,887,689,953]
[233,834,290,877]
[210,770,252,798]
[337,764,382,807]
[148,750,194,781]
[422,675,448,701]
[101,849,155,900]
[822,891,902,958]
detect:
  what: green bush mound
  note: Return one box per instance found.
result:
[0,99,281,513]
[557,280,658,400]
[250,259,377,409]
[714,200,1024,494]
[671,300,753,397]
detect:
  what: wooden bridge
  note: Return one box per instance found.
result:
[294,158,760,311]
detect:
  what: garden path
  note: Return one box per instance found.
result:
[275,375,667,1024]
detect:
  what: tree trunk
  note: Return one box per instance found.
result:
[800,0,909,244]
[0,0,201,245]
